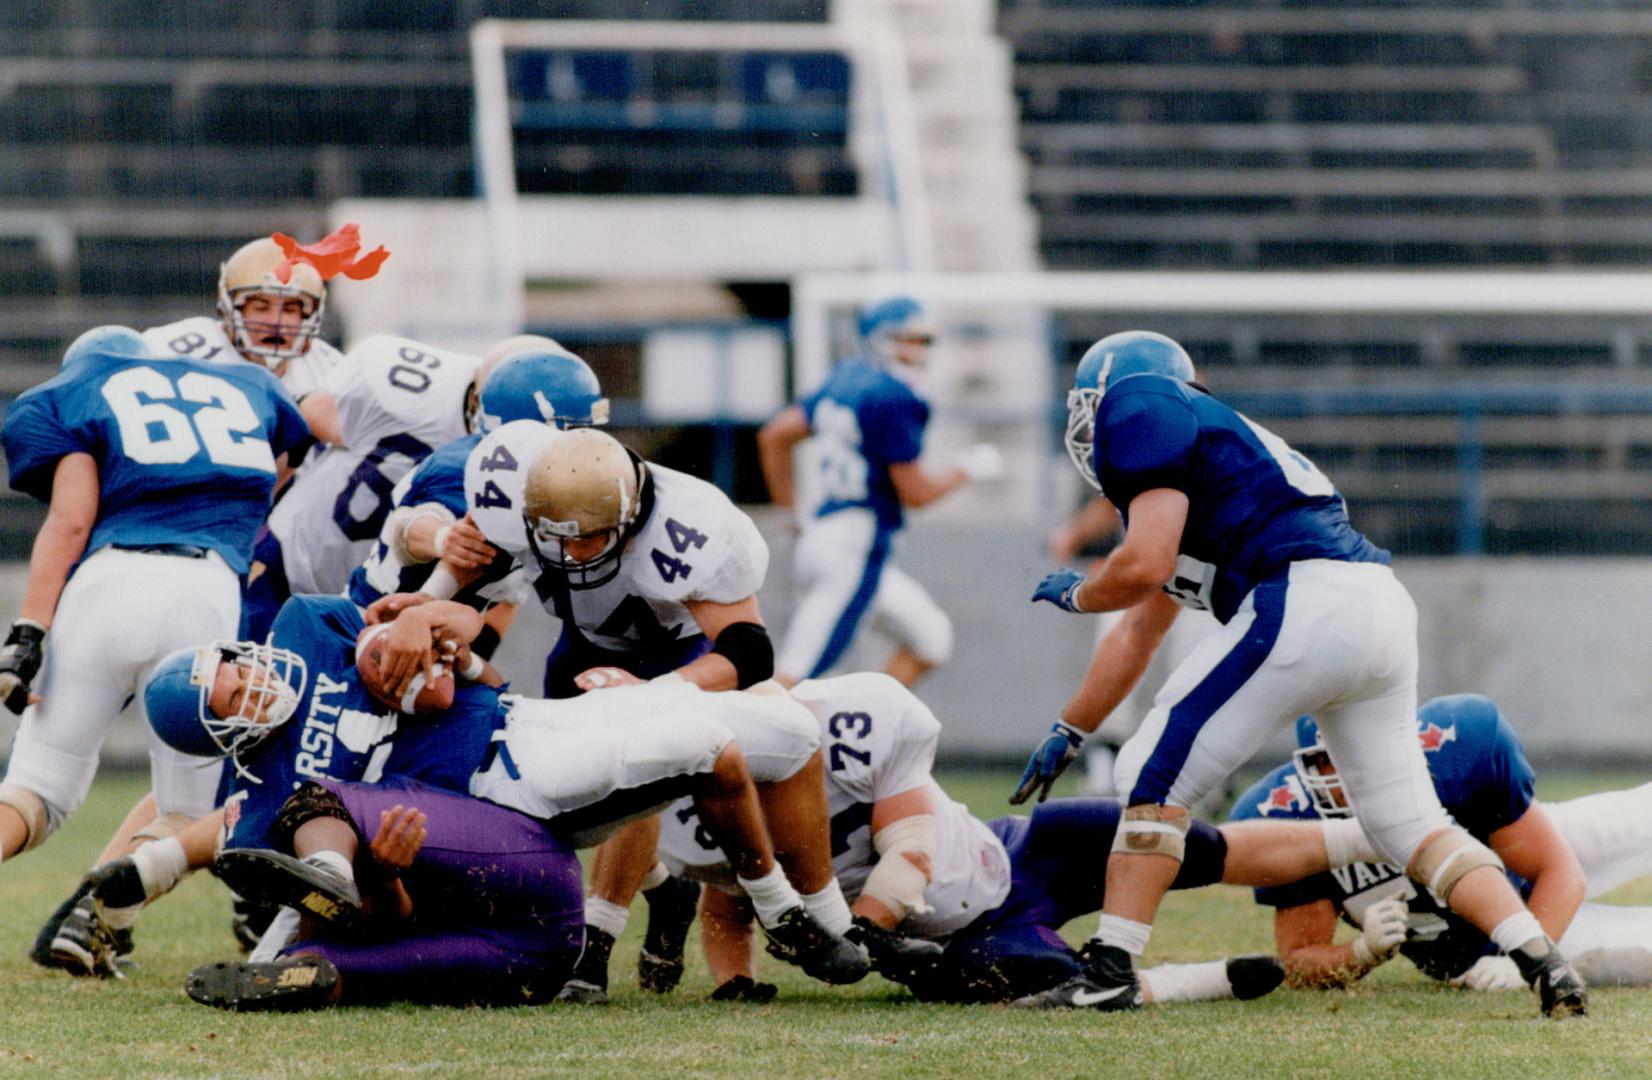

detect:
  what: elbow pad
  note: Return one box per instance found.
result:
[710,622,773,689]
[862,813,937,924]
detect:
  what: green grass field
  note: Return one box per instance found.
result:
[3,769,1649,1078]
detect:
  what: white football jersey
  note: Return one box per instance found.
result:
[659,672,1012,937]
[463,433,768,655]
[266,335,481,595]
[142,315,342,402]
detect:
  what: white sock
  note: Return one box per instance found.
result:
[1096,914,1152,957]
[1139,961,1234,1004]
[641,862,670,892]
[248,907,301,963]
[585,896,630,939]
[131,836,188,898]
[101,902,143,932]
[738,865,803,929]
[1490,911,1548,955]
[800,880,853,937]
[1322,818,1383,868]
[303,848,356,885]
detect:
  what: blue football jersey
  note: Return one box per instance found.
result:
[1230,694,1537,979]
[346,433,517,610]
[3,350,309,575]
[222,595,502,850]
[1093,375,1389,622]
[800,359,929,530]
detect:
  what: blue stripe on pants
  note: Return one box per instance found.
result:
[806,526,893,679]
[1128,578,1289,805]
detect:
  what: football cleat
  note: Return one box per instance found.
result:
[230,892,281,953]
[709,975,779,1002]
[47,895,122,979]
[844,916,947,988]
[552,978,610,1005]
[1533,953,1590,1019]
[761,907,870,985]
[214,849,361,927]
[30,877,93,969]
[638,876,700,994]
[554,926,614,1004]
[1226,954,1286,1001]
[1013,942,1144,1012]
[186,957,339,1012]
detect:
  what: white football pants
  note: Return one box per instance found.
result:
[3,547,240,827]
[1546,782,1652,980]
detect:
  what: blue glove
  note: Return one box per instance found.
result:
[1010,721,1086,804]
[1031,569,1087,613]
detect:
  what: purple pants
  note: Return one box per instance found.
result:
[283,780,584,1005]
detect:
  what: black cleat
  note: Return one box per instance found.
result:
[185,957,339,1012]
[552,977,610,1004]
[48,896,121,979]
[30,877,93,969]
[1226,954,1286,1001]
[230,892,280,954]
[1013,941,1143,1011]
[762,907,870,985]
[638,876,700,994]
[1533,954,1590,1019]
[845,916,947,988]
[555,926,614,1004]
[214,849,361,927]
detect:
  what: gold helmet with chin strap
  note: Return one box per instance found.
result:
[522,429,645,589]
[217,237,326,369]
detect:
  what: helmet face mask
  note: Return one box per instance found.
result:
[217,239,326,369]
[1292,741,1352,818]
[198,642,307,774]
[521,430,643,590]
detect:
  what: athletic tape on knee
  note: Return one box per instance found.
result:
[862,814,936,922]
[0,784,51,851]
[1111,804,1190,860]
[1409,826,1504,902]
[131,811,193,844]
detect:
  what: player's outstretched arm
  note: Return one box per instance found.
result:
[670,596,772,692]
[886,459,968,510]
[1489,803,1587,946]
[1059,590,1180,733]
[0,454,99,712]
[756,405,811,509]
[1274,896,1405,988]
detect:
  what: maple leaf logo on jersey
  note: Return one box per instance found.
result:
[1256,775,1306,816]
[1418,723,1457,752]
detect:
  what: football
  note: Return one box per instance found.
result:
[355,623,455,713]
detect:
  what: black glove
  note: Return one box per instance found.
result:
[845,916,947,988]
[0,620,45,714]
[709,975,778,1002]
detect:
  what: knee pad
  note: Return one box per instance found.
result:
[131,811,193,844]
[1110,803,1189,860]
[0,784,53,851]
[1408,826,1504,902]
[271,782,360,855]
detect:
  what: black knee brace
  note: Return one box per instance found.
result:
[270,782,360,855]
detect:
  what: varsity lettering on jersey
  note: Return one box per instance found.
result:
[265,335,481,595]
[1230,694,1537,978]
[142,315,343,403]
[348,432,527,611]
[2,351,308,575]
[1094,374,1389,622]
[657,673,1011,936]
[799,360,929,530]
[222,596,500,851]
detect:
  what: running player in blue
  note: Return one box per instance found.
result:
[0,326,308,881]
[1016,330,1587,1018]
[1233,696,1652,992]
[759,296,1001,688]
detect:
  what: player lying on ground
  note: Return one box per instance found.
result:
[183,780,585,1011]
[646,672,1383,1005]
[58,593,866,986]
[1232,694,1652,991]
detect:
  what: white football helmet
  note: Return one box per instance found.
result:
[217,237,326,368]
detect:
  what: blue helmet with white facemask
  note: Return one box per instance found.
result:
[858,295,937,369]
[1063,331,1196,491]
[145,642,308,778]
[472,342,608,433]
[62,325,149,370]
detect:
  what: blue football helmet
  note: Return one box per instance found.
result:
[1064,330,1196,491]
[145,642,308,779]
[1290,717,1350,818]
[471,341,609,433]
[62,325,149,370]
[858,295,937,368]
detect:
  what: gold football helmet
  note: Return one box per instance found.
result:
[522,429,645,589]
[216,237,326,368]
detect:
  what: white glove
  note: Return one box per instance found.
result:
[1451,955,1527,992]
[958,442,1004,482]
[1351,893,1410,965]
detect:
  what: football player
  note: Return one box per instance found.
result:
[1233,696,1652,991]
[454,425,863,1000]
[0,326,308,958]
[79,593,867,987]
[757,296,1002,688]
[656,672,1380,1004]
[1019,330,1587,1018]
